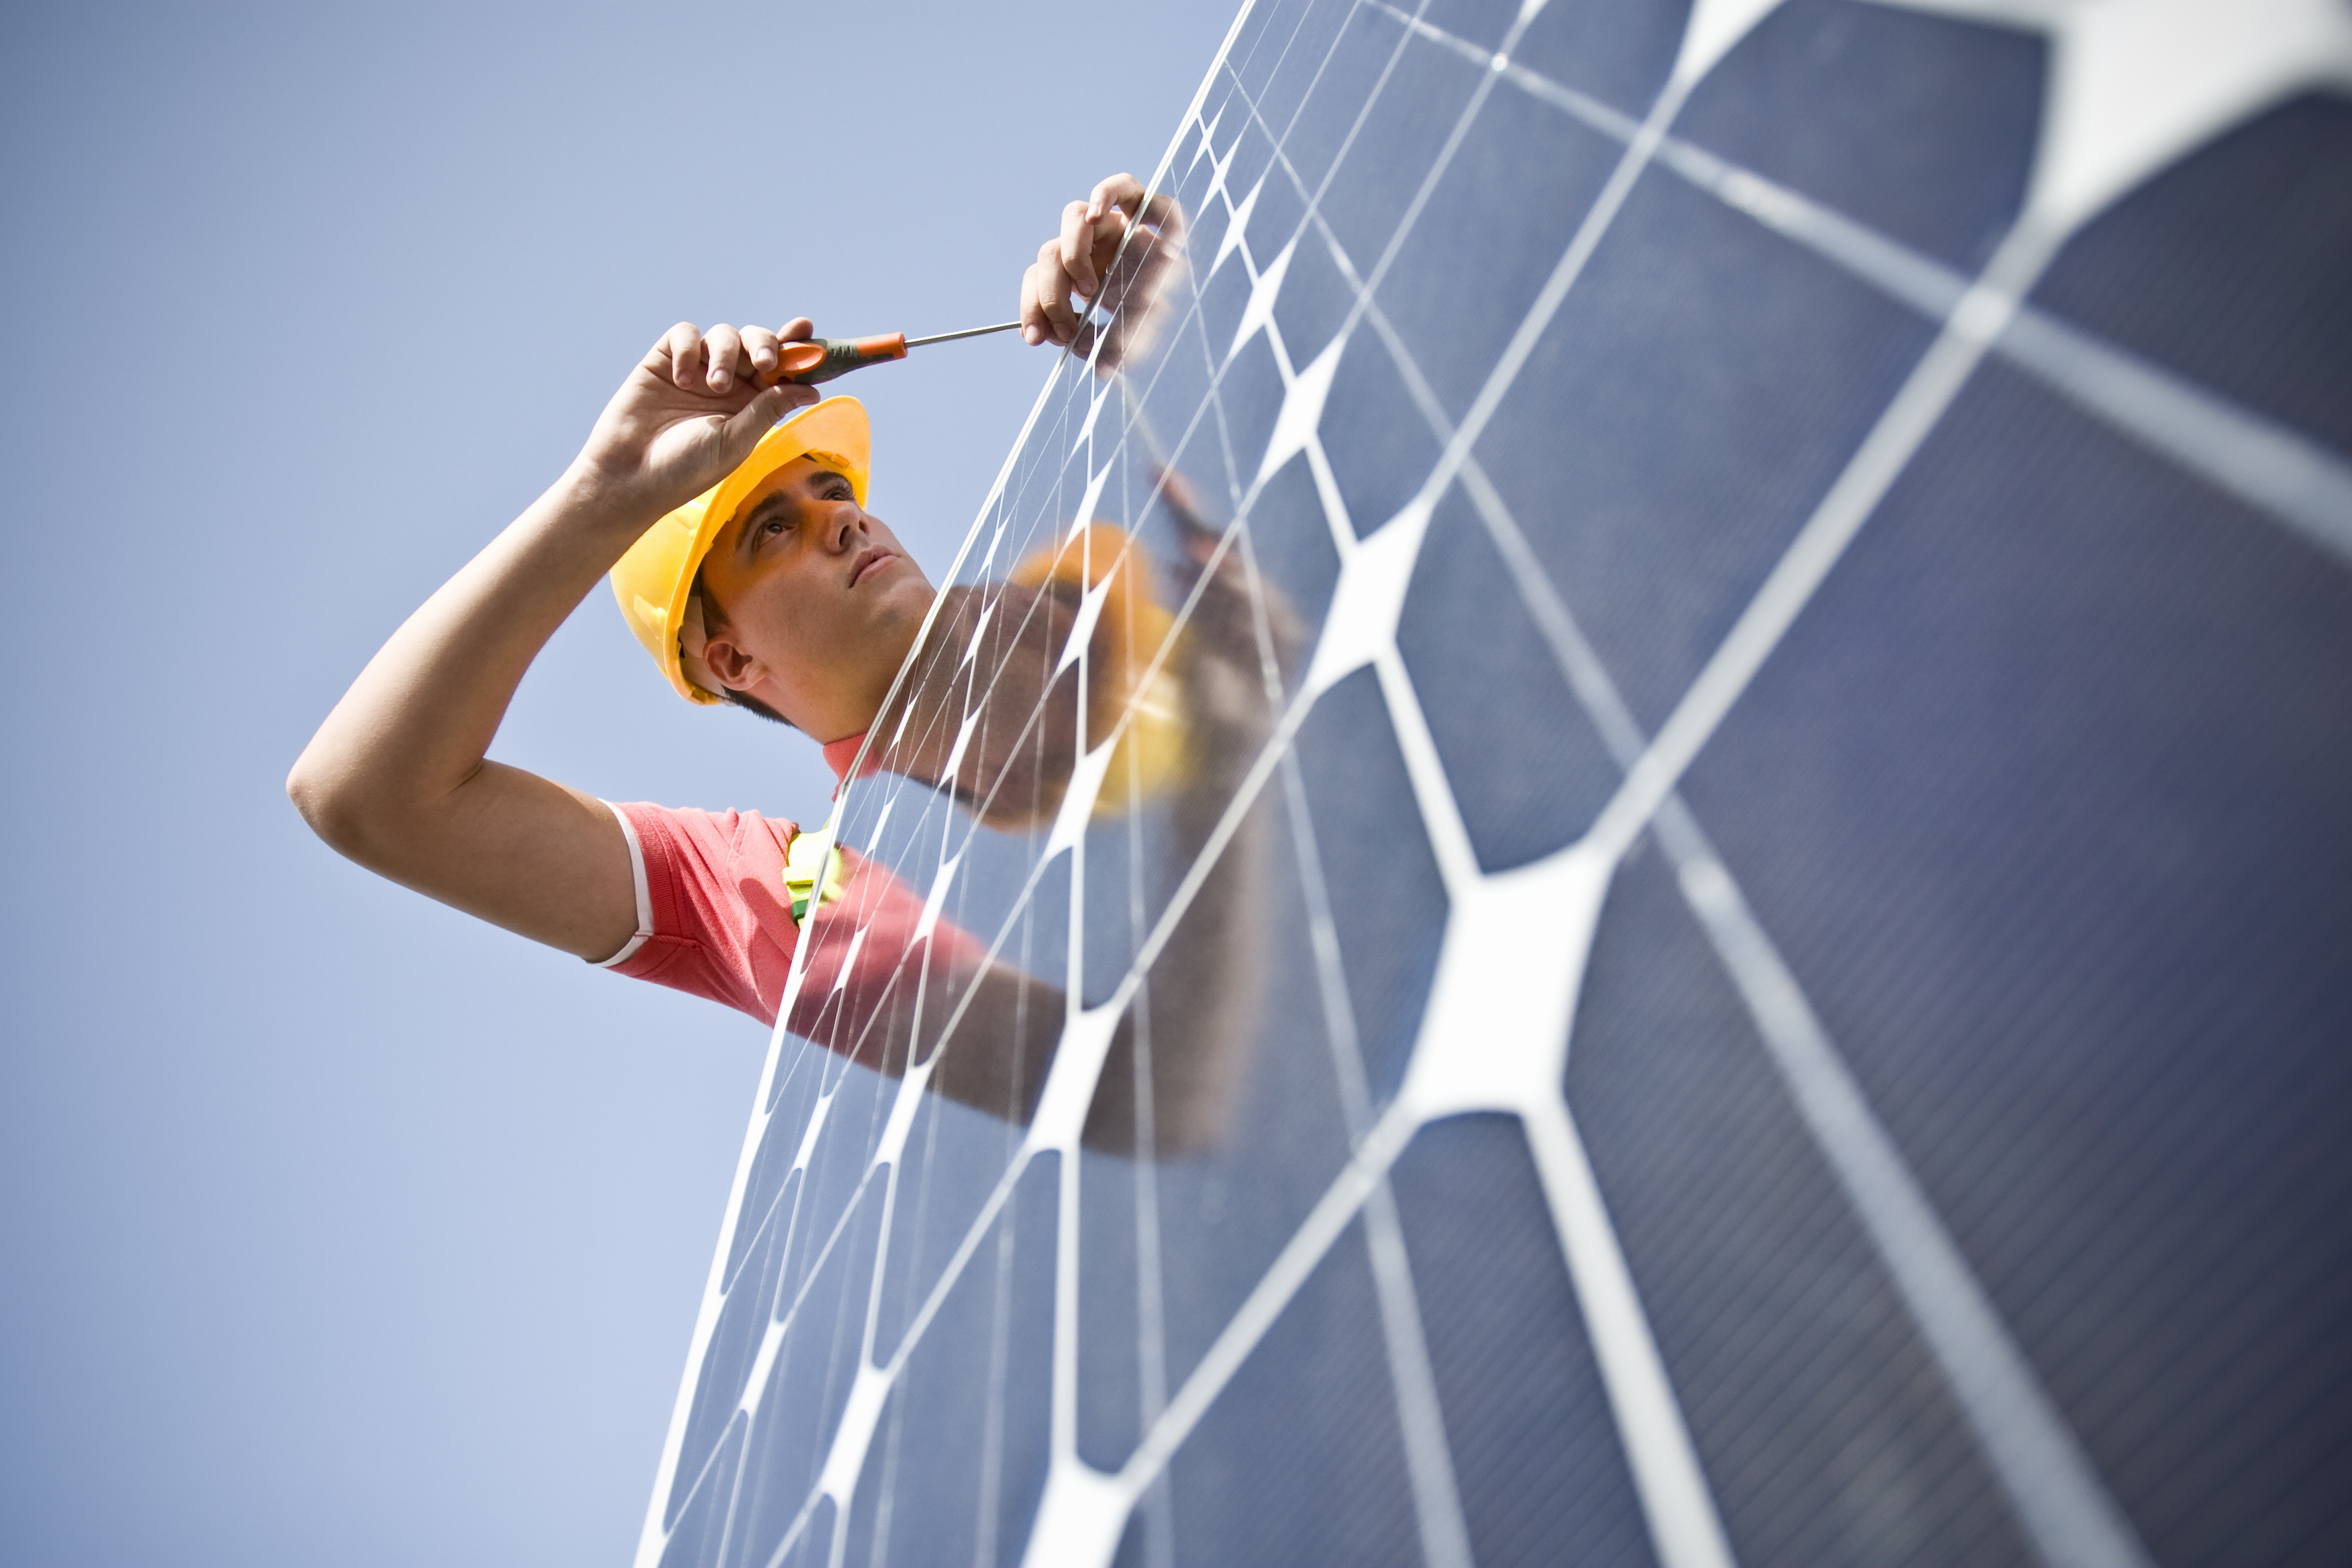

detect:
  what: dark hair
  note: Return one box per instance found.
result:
[720,685,793,728]
[690,578,795,729]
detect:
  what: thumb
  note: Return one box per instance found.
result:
[716,383,802,457]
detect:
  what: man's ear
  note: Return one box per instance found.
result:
[684,591,761,696]
[698,628,758,693]
[679,593,734,697]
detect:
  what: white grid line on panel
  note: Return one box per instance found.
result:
[640,11,1297,1559]
[1269,7,2345,1563]
[1118,770,1178,1568]
[999,13,1741,1563]
[646,3,2349,1566]
[1195,3,2135,1561]
[1234,518,1475,1568]
[1451,13,2352,567]
[1210,21,1743,1563]
[831,520,1266,1110]
[736,11,1724,1561]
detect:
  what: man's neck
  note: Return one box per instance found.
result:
[822,732,879,789]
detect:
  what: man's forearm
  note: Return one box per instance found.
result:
[288,463,650,853]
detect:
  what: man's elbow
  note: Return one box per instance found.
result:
[285,745,383,862]
[287,748,342,841]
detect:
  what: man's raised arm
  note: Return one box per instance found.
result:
[287,322,818,959]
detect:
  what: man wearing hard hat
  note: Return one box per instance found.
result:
[288,177,1273,1149]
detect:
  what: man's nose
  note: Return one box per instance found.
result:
[822,503,865,552]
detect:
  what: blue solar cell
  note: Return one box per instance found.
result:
[638,7,2352,1563]
[1239,141,1308,260]
[1211,331,1287,489]
[726,1187,887,1565]
[1214,111,1281,225]
[657,1416,744,1568]
[1134,920,1361,1384]
[1266,222,1354,369]
[1473,167,1937,730]
[1151,1217,1424,1567]
[2032,95,2352,454]
[1241,0,1357,145]
[1313,28,1489,274]
[738,1061,815,1265]
[1683,361,2352,1564]
[871,1091,1028,1368]
[1571,852,2034,1563]
[1395,486,1622,870]
[671,1207,787,1530]
[1512,0,1690,115]
[1126,309,1220,478]
[842,1159,1057,1568]
[1371,55,1623,421]
[1191,251,1257,385]
[1289,666,1447,1109]
[1238,453,1344,695]
[1319,328,1442,538]
[1677,0,2044,271]
[1279,4,1415,198]
[1391,1114,1657,1567]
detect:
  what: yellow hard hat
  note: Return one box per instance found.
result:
[609,396,873,703]
[1002,522,1188,822]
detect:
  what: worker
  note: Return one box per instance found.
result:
[287,175,1280,1151]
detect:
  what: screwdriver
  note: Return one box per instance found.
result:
[768,320,1024,386]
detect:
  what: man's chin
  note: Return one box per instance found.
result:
[866,583,938,665]
[881,577,940,630]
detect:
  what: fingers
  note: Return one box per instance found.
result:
[677,322,818,393]
[742,324,780,385]
[1086,172,1146,224]
[1058,198,1101,301]
[1087,173,1179,246]
[1026,236,1083,346]
[753,319,817,382]
[656,322,820,393]
[702,324,744,393]
[665,322,704,391]
[1020,252,1052,344]
[1085,208,1134,304]
[1136,189,1183,242]
[1021,177,1172,350]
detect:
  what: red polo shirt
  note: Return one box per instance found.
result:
[592,734,981,1032]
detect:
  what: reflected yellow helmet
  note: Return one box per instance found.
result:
[609,397,872,703]
[1008,522,1189,817]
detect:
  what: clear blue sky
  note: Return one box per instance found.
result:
[0,4,1234,1562]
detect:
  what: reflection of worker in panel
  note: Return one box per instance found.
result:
[289,175,1281,1151]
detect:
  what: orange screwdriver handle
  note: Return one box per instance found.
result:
[773,334,908,385]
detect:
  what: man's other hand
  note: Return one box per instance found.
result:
[573,320,823,518]
[1019,173,1185,372]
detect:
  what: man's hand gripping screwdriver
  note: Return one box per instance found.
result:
[764,319,1024,385]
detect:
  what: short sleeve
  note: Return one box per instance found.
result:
[600,801,802,1024]
[595,800,995,1035]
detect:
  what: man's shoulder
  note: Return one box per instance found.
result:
[611,799,803,860]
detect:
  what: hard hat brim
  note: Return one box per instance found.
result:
[609,396,873,705]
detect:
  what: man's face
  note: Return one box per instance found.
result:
[694,456,936,741]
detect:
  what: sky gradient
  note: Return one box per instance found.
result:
[0,5,1234,1562]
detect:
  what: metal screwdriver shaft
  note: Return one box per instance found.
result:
[903,320,1022,348]
[774,320,1026,385]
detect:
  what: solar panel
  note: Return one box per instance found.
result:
[636,2,2352,1563]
